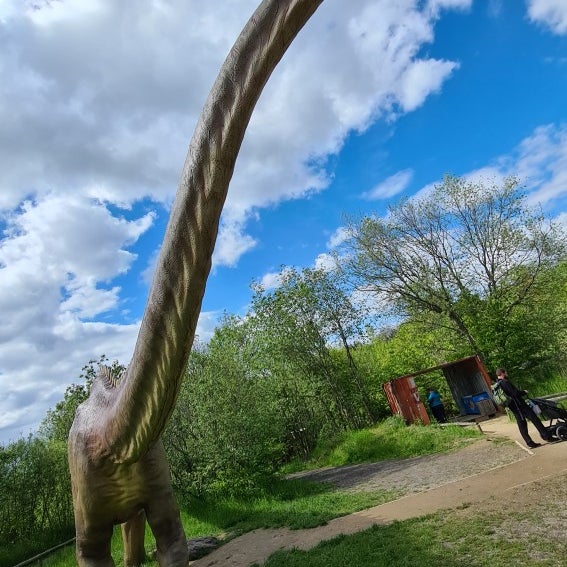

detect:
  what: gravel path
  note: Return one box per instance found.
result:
[288,437,528,494]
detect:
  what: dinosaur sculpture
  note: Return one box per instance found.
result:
[67,0,324,565]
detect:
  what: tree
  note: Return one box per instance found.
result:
[162,266,380,496]
[250,267,376,428]
[341,175,567,368]
[0,436,73,557]
[163,323,287,498]
[355,318,470,418]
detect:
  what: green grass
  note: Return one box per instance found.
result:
[258,503,566,567]
[21,419,482,566]
[283,416,481,471]
[180,478,401,533]
[32,481,401,567]
[36,498,567,567]
[522,368,567,398]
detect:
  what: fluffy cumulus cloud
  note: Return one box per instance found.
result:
[218,0,467,258]
[259,270,286,291]
[212,218,258,268]
[0,0,467,252]
[314,253,337,272]
[0,0,472,442]
[0,195,151,441]
[527,0,567,34]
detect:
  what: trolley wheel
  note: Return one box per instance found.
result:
[555,424,567,441]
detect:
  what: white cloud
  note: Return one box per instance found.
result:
[258,262,345,292]
[195,310,221,344]
[0,319,139,444]
[217,0,464,234]
[397,59,460,113]
[415,124,567,217]
[0,194,153,442]
[555,211,567,229]
[457,124,567,213]
[0,1,255,211]
[213,218,258,268]
[257,258,338,298]
[514,125,567,209]
[314,253,337,272]
[0,0,466,224]
[527,0,567,35]
[27,0,106,28]
[59,279,121,320]
[259,271,286,291]
[427,0,472,16]
[363,169,414,200]
[322,227,358,275]
[0,0,470,443]
[327,227,350,249]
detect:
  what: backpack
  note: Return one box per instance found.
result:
[491,382,510,408]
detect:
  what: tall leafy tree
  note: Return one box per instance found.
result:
[162,266,380,496]
[342,175,566,368]
[250,267,376,427]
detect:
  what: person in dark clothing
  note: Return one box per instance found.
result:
[427,387,447,423]
[495,367,551,448]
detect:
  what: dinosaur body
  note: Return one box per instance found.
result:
[68,1,324,565]
[69,369,187,565]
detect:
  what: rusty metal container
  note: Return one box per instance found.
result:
[383,355,496,424]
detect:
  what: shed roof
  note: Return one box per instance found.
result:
[389,355,480,382]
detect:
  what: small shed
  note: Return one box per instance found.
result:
[383,355,497,424]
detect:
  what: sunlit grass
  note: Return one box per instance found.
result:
[181,478,401,534]
[523,368,567,398]
[259,502,566,567]
[283,416,481,471]
[37,480,400,567]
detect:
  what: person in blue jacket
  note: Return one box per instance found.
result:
[427,387,447,423]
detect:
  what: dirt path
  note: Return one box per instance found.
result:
[190,416,567,567]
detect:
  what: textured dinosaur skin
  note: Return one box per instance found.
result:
[67,1,324,565]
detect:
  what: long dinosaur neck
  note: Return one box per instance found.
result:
[103,0,324,463]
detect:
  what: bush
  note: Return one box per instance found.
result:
[0,436,74,565]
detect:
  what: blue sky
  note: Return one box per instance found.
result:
[1,0,567,444]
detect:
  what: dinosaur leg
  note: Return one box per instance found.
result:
[75,522,115,567]
[121,509,147,567]
[145,491,188,566]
